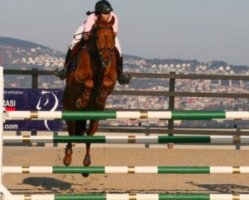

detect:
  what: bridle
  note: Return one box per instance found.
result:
[98,46,115,68]
[93,26,115,68]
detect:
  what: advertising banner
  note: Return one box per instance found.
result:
[4,88,63,131]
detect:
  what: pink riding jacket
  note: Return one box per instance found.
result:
[83,12,118,33]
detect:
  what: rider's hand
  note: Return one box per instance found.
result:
[82,32,90,41]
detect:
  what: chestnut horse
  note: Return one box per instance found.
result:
[62,16,117,174]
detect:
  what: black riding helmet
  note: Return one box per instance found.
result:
[95,0,113,15]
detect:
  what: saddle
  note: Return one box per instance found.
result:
[67,41,86,73]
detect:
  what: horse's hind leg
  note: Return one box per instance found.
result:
[73,120,91,177]
[63,143,73,166]
[83,120,99,167]
[75,120,87,136]
[63,121,75,166]
[75,120,88,161]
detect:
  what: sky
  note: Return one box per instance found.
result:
[1,0,249,65]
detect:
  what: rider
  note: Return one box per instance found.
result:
[54,0,131,85]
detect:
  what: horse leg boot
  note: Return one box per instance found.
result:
[115,50,131,85]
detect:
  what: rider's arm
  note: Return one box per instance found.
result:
[82,13,97,41]
[111,12,119,34]
[83,13,97,33]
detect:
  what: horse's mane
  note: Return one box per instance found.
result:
[95,15,115,28]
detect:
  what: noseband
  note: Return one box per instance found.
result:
[98,47,115,68]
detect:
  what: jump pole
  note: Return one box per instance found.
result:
[0,66,17,200]
[11,193,249,200]
[3,166,249,174]
[4,110,249,120]
[3,135,249,145]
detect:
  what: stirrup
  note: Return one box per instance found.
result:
[54,68,67,80]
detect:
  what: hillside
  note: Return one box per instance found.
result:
[1,36,249,93]
[1,36,248,73]
[1,37,249,128]
[0,37,51,50]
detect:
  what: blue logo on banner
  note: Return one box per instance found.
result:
[4,88,63,131]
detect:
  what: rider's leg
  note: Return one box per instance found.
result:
[115,37,131,85]
[54,25,84,80]
[54,48,73,79]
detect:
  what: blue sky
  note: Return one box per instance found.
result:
[1,0,249,65]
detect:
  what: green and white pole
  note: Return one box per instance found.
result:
[12,193,249,200]
[3,166,249,174]
[3,135,249,144]
[4,110,249,120]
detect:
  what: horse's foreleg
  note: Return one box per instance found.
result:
[74,51,93,109]
[96,69,116,109]
[76,79,94,109]
[96,85,114,110]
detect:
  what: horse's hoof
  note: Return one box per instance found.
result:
[82,173,90,178]
[82,155,91,177]
[167,143,174,149]
[83,155,91,166]
[63,156,72,166]
[63,148,73,166]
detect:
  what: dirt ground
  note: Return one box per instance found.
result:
[2,145,249,195]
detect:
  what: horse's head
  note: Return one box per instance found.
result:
[92,16,116,68]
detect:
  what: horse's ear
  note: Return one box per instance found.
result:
[96,16,101,25]
[110,16,115,25]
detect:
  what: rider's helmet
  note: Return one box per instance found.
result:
[95,0,113,15]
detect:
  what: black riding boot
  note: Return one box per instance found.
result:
[54,48,72,80]
[116,55,131,85]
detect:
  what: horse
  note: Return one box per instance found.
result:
[62,15,117,175]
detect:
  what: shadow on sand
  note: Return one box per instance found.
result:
[187,182,249,193]
[22,177,72,190]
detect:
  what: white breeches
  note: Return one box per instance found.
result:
[69,25,122,55]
